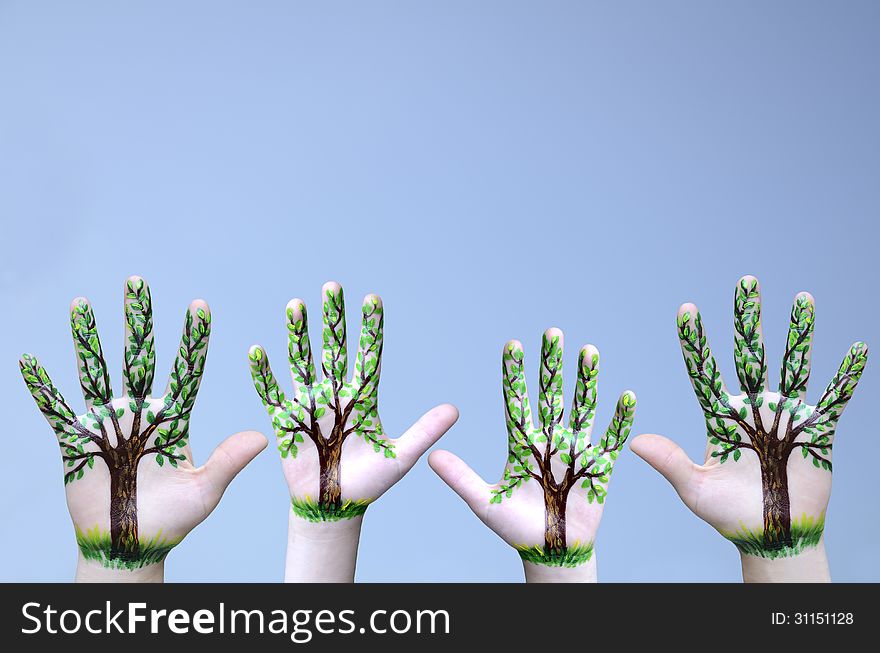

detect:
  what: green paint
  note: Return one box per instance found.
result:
[493,331,636,566]
[722,514,825,559]
[75,526,179,570]
[20,277,210,567]
[514,540,594,568]
[678,276,868,554]
[249,284,390,521]
[290,496,372,522]
[70,299,112,407]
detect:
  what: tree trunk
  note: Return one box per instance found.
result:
[542,486,566,555]
[109,462,139,559]
[759,454,792,549]
[319,441,343,509]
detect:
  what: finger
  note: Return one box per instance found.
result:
[248,345,287,409]
[70,297,113,408]
[779,292,815,400]
[286,298,316,397]
[572,391,635,507]
[630,433,699,509]
[538,327,564,435]
[570,344,599,442]
[677,303,731,425]
[597,390,637,454]
[733,275,768,395]
[395,403,460,472]
[352,293,384,388]
[199,430,269,508]
[19,353,83,440]
[164,300,211,405]
[502,339,534,440]
[122,275,156,400]
[428,449,490,515]
[813,342,869,434]
[321,281,348,385]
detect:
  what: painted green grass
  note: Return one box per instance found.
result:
[515,541,594,567]
[290,496,372,522]
[723,513,825,559]
[75,526,179,570]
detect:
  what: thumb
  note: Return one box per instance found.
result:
[630,433,699,509]
[428,449,489,517]
[394,403,460,472]
[200,430,268,505]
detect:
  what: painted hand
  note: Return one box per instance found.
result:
[632,275,868,560]
[430,328,636,572]
[19,277,267,573]
[248,282,458,523]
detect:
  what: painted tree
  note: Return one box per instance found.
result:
[20,277,210,562]
[677,276,868,554]
[493,331,636,563]
[249,282,394,521]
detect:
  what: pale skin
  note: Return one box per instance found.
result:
[631,275,868,582]
[248,281,459,582]
[430,328,636,583]
[20,276,267,583]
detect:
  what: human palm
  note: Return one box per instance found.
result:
[632,276,867,558]
[20,276,265,570]
[431,328,636,568]
[248,282,457,522]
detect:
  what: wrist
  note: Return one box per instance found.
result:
[739,539,830,583]
[74,553,165,583]
[284,507,363,582]
[522,554,598,583]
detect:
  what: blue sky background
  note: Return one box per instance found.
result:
[0,1,877,582]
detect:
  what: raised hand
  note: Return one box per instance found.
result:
[632,276,868,569]
[430,328,636,581]
[19,277,266,579]
[248,282,458,526]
